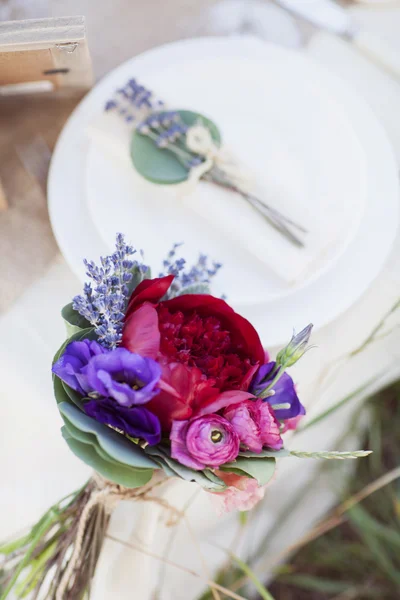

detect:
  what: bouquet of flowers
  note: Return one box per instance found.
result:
[0,234,370,600]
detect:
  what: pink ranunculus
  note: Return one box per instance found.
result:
[170,414,240,470]
[211,471,266,514]
[224,399,283,452]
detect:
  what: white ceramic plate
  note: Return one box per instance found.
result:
[85,40,366,303]
[48,37,399,347]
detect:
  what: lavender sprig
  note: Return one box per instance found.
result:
[105,78,164,125]
[160,243,222,298]
[72,234,149,349]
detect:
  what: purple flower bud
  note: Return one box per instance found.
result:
[224,399,283,453]
[276,324,313,368]
[52,339,107,395]
[170,415,240,470]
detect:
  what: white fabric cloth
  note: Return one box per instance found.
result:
[2,4,400,599]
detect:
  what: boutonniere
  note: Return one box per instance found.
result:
[105,78,306,247]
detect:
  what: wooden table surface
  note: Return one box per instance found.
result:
[0,92,82,312]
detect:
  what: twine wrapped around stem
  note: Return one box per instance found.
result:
[0,472,175,600]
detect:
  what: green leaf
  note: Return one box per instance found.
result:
[298,374,383,433]
[0,512,57,600]
[61,381,84,410]
[131,109,221,185]
[220,457,276,486]
[144,446,226,491]
[15,540,57,598]
[64,437,153,488]
[0,533,30,556]
[346,504,400,550]
[228,551,276,600]
[348,505,400,587]
[61,302,92,337]
[59,402,157,469]
[276,574,350,594]
[61,421,97,448]
[238,449,290,459]
[53,374,71,406]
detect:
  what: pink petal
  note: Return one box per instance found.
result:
[210,471,266,514]
[170,420,205,470]
[122,303,160,359]
[197,390,254,416]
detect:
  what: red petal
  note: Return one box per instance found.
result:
[163,294,265,364]
[146,391,193,431]
[197,390,254,416]
[126,275,174,314]
[121,303,160,359]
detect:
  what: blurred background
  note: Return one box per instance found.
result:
[1,1,400,599]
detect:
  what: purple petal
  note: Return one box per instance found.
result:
[86,348,161,406]
[251,361,305,420]
[52,339,107,395]
[85,398,161,445]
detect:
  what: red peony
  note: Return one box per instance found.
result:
[121,276,264,431]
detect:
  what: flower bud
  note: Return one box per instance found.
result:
[276,323,313,368]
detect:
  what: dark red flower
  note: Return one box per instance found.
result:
[122,276,264,431]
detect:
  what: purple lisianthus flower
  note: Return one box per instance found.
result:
[85,398,161,445]
[171,415,240,470]
[224,399,283,452]
[86,348,161,406]
[52,339,107,395]
[251,362,305,420]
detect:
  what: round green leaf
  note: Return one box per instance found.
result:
[64,437,153,488]
[220,457,276,486]
[61,303,92,337]
[144,445,226,491]
[53,375,71,406]
[59,402,157,470]
[130,109,221,185]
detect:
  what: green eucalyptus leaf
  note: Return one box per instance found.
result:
[131,109,221,185]
[61,303,91,337]
[62,420,150,471]
[53,375,71,406]
[64,437,153,488]
[238,449,290,459]
[145,445,226,491]
[221,457,276,486]
[62,421,97,447]
[59,402,157,469]
[61,381,84,410]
